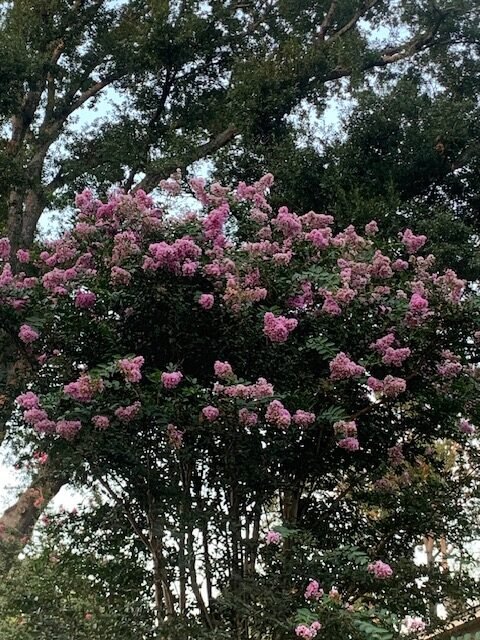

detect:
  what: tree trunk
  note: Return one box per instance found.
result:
[0,470,65,571]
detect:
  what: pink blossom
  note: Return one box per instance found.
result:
[403,616,426,634]
[304,579,323,601]
[392,258,409,271]
[388,445,404,467]
[0,237,10,259]
[337,437,360,451]
[202,405,220,422]
[437,351,462,378]
[16,391,40,409]
[182,260,198,276]
[365,220,379,236]
[306,227,331,248]
[409,293,428,314]
[295,622,321,638]
[161,371,183,389]
[265,399,291,428]
[203,203,229,244]
[33,419,56,434]
[117,356,145,383]
[292,410,316,428]
[16,249,30,263]
[19,324,39,344]
[371,250,393,278]
[110,266,132,286]
[115,401,141,422]
[322,295,341,315]
[382,375,407,397]
[382,347,411,367]
[92,415,110,429]
[459,418,475,435]
[371,333,396,354]
[56,419,82,440]
[214,360,234,379]
[401,229,427,253]
[334,420,357,438]
[329,352,365,380]
[64,375,103,402]
[24,408,48,424]
[33,451,48,465]
[199,293,214,309]
[367,377,384,392]
[74,290,96,308]
[263,312,298,343]
[367,560,393,579]
[271,206,302,237]
[238,408,259,427]
[265,530,282,545]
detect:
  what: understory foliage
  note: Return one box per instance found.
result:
[0,175,479,639]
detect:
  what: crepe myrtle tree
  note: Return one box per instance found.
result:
[0,174,479,639]
[2,0,480,570]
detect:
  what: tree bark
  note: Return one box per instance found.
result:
[0,470,65,571]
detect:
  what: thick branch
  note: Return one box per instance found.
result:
[134,124,240,193]
[0,471,66,563]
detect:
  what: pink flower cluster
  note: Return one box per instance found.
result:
[292,410,316,428]
[402,616,426,634]
[214,360,234,379]
[144,237,202,274]
[401,229,427,253]
[263,312,298,343]
[199,293,214,309]
[74,290,96,309]
[214,377,274,399]
[161,371,183,389]
[436,351,462,378]
[382,347,411,367]
[304,579,323,601]
[266,400,291,428]
[367,560,393,579]
[92,415,110,429]
[202,406,220,422]
[110,265,132,286]
[16,391,40,409]
[56,420,82,440]
[295,621,321,639]
[459,418,475,435]
[388,445,405,467]
[64,375,104,402]
[367,375,407,397]
[114,401,141,422]
[329,352,365,380]
[334,420,359,451]
[0,237,11,260]
[265,530,282,545]
[238,408,259,427]
[18,324,39,344]
[117,356,145,383]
